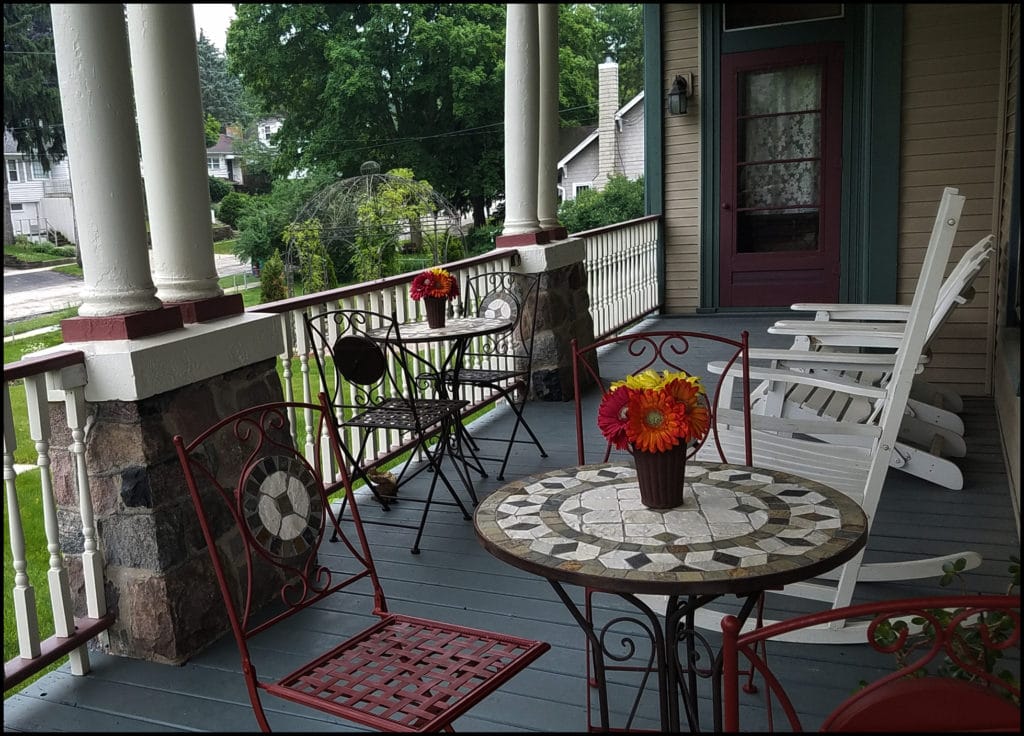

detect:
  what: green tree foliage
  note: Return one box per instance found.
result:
[208,176,232,203]
[217,191,252,228]
[227,4,508,227]
[3,4,66,246]
[196,30,248,126]
[233,174,328,275]
[258,249,288,303]
[350,168,436,282]
[204,113,221,148]
[557,174,645,235]
[283,217,336,293]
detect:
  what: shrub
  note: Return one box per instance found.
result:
[259,249,288,303]
[208,176,232,203]
[558,174,645,235]
[218,191,252,229]
[465,223,501,255]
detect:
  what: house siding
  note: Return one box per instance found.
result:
[562,143,599,199]
[662,3,702,313]
[617,103,646,181]
[899,3,1005,397]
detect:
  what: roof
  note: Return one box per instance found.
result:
[557,91,645,170]
[207,133,236,154]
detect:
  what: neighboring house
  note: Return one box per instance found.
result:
[206,132,244,186]
[4,130,78,245]
[558,59,645,201]
[257,115,283,148]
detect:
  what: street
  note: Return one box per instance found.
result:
[3,253,252,325]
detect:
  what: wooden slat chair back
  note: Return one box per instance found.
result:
[694,186,983,642]
[721,594,1021,732]
[570,327,754,731]
[173,394,550,732]
[303,308,475,554]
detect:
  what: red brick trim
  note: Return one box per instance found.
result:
[60,306,184,342]
[175,294,245,324]
[495,230,551,248]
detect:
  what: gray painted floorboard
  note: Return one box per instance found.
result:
[4,314,1019,732]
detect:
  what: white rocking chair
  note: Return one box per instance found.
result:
[756,233,993,490]
[689,186,983,643]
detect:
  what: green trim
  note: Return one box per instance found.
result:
[699,5,722,309]
[697,3,902,309]
[643,4,665,306]
[858,5,902,303]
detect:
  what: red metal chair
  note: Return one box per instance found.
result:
[570,328,757,731]
[721,594,1021,732]
[173,393,550,732]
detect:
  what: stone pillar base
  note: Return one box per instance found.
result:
[50,358,287,663]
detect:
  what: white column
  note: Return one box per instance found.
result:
[536,4,561,232]
[127,4,223,304]
[51,4,162,317]
[502,4,540,238]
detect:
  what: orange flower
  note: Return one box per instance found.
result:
[625,389,686,453]
[410,268,459,301]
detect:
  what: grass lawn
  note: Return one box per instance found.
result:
[3,245,72,265]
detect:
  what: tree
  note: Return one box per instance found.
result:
[258,249,287,303]
[3,4,66,246]
[196,30,248,127]
[204,113,221,148]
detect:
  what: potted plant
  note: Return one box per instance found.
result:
[410,267,459,328]
[596,368,710,508]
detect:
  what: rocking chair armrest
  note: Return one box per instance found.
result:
[768,320,906,349]
[717,406,884,439]
[709,362,889,400]
[788,303,912,323]
[741,348,927,372]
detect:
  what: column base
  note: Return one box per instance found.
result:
[61,306,184,342]
[495,230,552,248]
[541,226,568,240]
[174,294,245,324]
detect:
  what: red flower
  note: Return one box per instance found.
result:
[410,268,459,301]
[597,385,631,450]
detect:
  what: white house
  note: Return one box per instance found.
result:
[4,131,78,245]
[557,59,645,201]
[206,131,245,185]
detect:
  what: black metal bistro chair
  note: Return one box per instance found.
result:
[304,308,476,554]
[426,270,548,481]
[173,393,550,732]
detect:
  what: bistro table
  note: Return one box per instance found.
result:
[369,315,514,494]
[473,460,869,732]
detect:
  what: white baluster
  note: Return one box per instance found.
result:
[4,384,41,660]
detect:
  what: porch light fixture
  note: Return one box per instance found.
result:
[668,73,693,115]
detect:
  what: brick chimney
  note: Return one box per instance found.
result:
[596,56,619,189]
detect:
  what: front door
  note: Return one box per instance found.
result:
[719,43,843,307]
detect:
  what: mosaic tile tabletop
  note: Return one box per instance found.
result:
[474,462,868,596]
[371,316,511,343]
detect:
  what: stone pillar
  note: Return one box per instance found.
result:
[51,4,178,341]
[126,4,242,324]
[536,4,566,240]
[497,4,547,247]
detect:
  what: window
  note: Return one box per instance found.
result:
[263,125,272,138]
[207,157,220,172]
[7,160,19,183]
[30,160,49,179]
[11,202,23,211]
[574,184,591,198]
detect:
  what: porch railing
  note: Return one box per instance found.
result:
[576,214,660,339]
[2,218,659,691]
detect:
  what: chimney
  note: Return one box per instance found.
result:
[596,56,619,189]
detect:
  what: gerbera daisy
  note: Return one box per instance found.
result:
[625,388,686,453]
[597,385,631,450]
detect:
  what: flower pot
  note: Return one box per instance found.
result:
[424,296,447,328]
[632,444,688,509]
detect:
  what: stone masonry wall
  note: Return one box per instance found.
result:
[530,260,596,402]
[49,357,284,664]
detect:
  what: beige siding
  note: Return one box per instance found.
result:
[662,4,702,313]
[899,3,1005,397]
